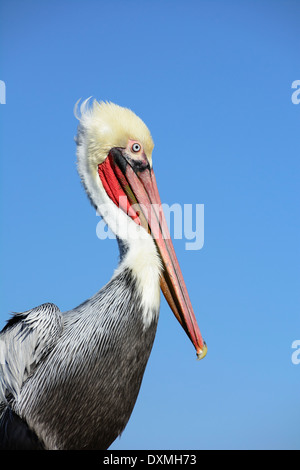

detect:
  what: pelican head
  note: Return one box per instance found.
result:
[75,99,207,359]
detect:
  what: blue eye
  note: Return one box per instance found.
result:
[132,143,141,153]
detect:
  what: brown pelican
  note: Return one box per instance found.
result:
[0,100,207,450]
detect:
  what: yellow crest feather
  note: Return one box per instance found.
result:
[76,99,154,174]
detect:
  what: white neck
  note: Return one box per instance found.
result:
[77,141,161,328]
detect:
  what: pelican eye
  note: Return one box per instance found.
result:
[132,143,141,153]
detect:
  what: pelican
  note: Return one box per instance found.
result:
[0,100,207,450]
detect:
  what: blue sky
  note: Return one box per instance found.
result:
[0,0,299,450]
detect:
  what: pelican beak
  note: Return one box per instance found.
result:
[98,149,207,359]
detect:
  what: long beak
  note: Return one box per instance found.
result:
[98,149,207,360]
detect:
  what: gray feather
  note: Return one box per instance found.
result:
[0,269,158,450]
[0,303,63,404]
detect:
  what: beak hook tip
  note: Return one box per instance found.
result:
[196,341,207,360]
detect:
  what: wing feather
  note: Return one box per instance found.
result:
[0,303,63,404]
